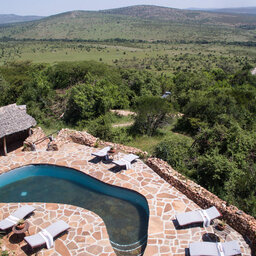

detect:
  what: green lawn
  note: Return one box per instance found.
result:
[123,119,193,154]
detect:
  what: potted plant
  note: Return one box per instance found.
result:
[94,139,100,148]
[217,220,226,231]
[109,146,116,153]
[16,219,25,230]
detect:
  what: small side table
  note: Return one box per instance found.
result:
[12,222,30,243]
[108,151,118,160]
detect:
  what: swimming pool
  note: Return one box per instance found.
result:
[0,164,149,255]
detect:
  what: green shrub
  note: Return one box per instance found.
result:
[111,127,132,144]
[153,134,192,176]
[86,115,112,141]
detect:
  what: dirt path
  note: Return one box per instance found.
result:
[110,109,136,116]
[112,122,134,128]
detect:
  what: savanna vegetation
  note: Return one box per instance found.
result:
[0,5,256,217]
[0,60,255,217]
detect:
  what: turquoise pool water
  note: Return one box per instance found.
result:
[0,165,149,254]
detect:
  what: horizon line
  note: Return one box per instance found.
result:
[1,4,256,17]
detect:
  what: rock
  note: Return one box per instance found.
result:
[46,141,58,151]
[23,127,49,151]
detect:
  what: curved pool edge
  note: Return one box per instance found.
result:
[0,163,149,255]
[0,163,150,215]
[0,202,114,256]
[0,163,150,256]
[0,148,165,256]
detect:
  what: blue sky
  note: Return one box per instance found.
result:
[1,0,256,16]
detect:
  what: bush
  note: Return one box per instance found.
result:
[111,127,132,144]
[86,115,112,141]
[153,135,192,176]
[225,167,256,217]
[194,151,238,196]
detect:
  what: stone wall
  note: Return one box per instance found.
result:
[23,127,49,151]
[23,128,148,157]
[146,157,256,250]
[48,128,96,148]
[54,128,147,157]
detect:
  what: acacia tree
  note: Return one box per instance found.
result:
[132,96,172,136]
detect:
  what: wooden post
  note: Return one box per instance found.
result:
[3,136,7,156]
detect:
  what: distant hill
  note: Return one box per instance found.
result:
[206,7,256,15]
[0,14,44,24]
[0,5,255,42]
[101,5,256,22]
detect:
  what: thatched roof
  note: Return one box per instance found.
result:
[0,104,37,139]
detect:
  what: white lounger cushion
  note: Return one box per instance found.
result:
[92,146,111,158]
[176,206,221,227]
[24,220,69,249]
[113,154,139,169]
[0,205,35,230]
[189,241,241,256]
[222,241,241,256]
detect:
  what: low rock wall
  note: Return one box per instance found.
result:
[146,157,256,251]
[23,128,148,157]
[23,127,48,151]
[55,128,147,157]
[56,129,96,147]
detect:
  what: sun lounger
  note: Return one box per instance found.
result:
[189,241,241,256]
[0,205,35,230]
[91,146,111,160]
[24,220,69,249]
[176,206,221,227]
[112,154,139,169]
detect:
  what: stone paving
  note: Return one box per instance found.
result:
[0,143,252,255]
[0,203,113,256]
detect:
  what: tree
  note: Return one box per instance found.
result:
[64,78,129,125]
[47,61,122,89]
[121,69,161,97]
[132,96,172,136]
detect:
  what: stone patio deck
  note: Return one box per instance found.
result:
[0,143,252,255]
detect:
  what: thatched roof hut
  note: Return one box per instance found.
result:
[0,104,36,155]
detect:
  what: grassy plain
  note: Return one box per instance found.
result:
[1,6,256,71]
[124,121,193,154]
[1,40,256,74]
